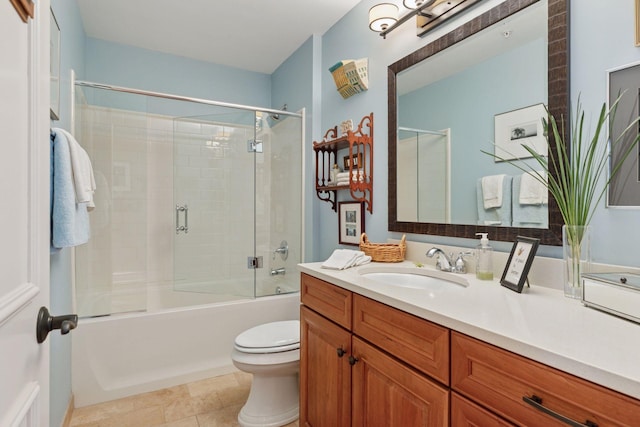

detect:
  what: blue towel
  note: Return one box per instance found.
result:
[476,176,512,226]
[511,175,548,228]
[51,130,90,251]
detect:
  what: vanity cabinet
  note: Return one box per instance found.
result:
[451,332,640,426]
[313,113,373,213]
[300,273,448,426]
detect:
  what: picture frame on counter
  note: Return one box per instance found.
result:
[338,201,364,246]
[500,236,540,293]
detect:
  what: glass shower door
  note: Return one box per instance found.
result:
[172,109,257,300]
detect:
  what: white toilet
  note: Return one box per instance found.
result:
[231,320,300,427]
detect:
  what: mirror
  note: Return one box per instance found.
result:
[388,0,568,245]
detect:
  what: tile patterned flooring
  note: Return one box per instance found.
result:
[68,371,300,427]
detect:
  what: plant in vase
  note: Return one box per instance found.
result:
[484,95,640,298]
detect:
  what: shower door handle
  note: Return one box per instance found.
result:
[176,204,189,234]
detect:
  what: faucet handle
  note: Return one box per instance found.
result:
[454,252,472,274]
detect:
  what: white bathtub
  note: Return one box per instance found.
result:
[72,292,300,407]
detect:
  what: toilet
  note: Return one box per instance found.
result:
[231,320,300,427]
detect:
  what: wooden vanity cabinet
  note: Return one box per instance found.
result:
[300,273,448,427]
[451,332,640,426]
[301,272,640,427]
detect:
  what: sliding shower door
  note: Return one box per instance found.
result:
[173,110,257,299]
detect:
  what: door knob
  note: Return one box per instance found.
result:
[36,306,78,344]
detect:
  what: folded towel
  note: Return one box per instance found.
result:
[481,174,506,209]
[336,170,363,179]
[476,176,513,226]
[512,175,548,227]
[519,171,548,205]
[52,127,97,210]
[51,130,91,251]
[321,249,371,270]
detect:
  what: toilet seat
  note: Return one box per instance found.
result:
[234,320,300,354]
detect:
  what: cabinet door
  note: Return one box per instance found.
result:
[351,337,448,427]
[300,306,352,427]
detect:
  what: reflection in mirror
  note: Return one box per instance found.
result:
[397,3,547,226]
[388,0,568,245]
[397,127,450,223]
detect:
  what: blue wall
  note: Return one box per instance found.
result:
[50,1,85,426]
[315,0,640,266]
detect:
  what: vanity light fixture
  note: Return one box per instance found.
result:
[369,0,481,39]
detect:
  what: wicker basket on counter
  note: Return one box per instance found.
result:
[359,233,406,263]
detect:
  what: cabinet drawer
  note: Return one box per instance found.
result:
[451,332,640,426]
[301,273,352,329]
[451,392,514,427]
[352,294,449,385]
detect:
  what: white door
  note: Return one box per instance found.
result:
[0,1,51,426]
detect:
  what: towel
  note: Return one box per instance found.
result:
[512,175,548,227]
[51,130,91,251]
[519,171,548,205]
[52,127,96,210]
[481,174,506,209]
[336,170,363,179]
[476,176,512,226]
[321,249,372,270]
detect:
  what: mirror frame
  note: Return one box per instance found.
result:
[388,0,568,246]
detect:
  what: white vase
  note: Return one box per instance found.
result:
[562,225,591,299]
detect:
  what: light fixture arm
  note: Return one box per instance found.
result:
[379,0,436,38]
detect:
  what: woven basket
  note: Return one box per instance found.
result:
[360,233,406,263]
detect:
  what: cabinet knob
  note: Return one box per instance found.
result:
[336,347,346,358]
[348,355,359,366]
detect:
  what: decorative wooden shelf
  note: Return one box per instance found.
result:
[314,113,373,213]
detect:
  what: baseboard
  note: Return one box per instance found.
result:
[61,394,74,427]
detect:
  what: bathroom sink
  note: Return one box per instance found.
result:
[358,266,468,290]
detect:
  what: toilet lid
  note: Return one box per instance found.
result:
[234,320,300,353]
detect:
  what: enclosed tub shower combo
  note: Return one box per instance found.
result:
[70,80,304,409]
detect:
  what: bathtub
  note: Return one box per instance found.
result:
[72,292,300,407]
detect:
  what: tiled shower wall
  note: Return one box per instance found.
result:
[74,104,302,317]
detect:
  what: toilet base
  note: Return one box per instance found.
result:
[237,372,299,427]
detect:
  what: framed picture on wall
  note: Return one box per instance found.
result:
[636,0,640,46]
[343,152,363,170]
[494,104,547,161]
[607,61,640,206]
[338,201,364,246]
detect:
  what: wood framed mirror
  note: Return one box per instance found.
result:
[388,0,568,246]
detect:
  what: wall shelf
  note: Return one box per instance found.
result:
[314,113,373,213]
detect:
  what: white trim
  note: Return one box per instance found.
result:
[8,382,40,427]
[0,283,40,327]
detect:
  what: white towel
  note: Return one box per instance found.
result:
[519,171,548,205]
[53,128,97,210]
[336,169,363,179]
[321,249,371,270]
[482,174,506,209]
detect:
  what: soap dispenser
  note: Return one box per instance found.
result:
[475,233,493,280]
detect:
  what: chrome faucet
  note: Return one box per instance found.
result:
[427,247,471,273]
[426,247,454,272]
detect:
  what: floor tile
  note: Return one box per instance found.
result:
[68,371,299,427]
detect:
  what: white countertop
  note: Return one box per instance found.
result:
[298,261,640,400]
